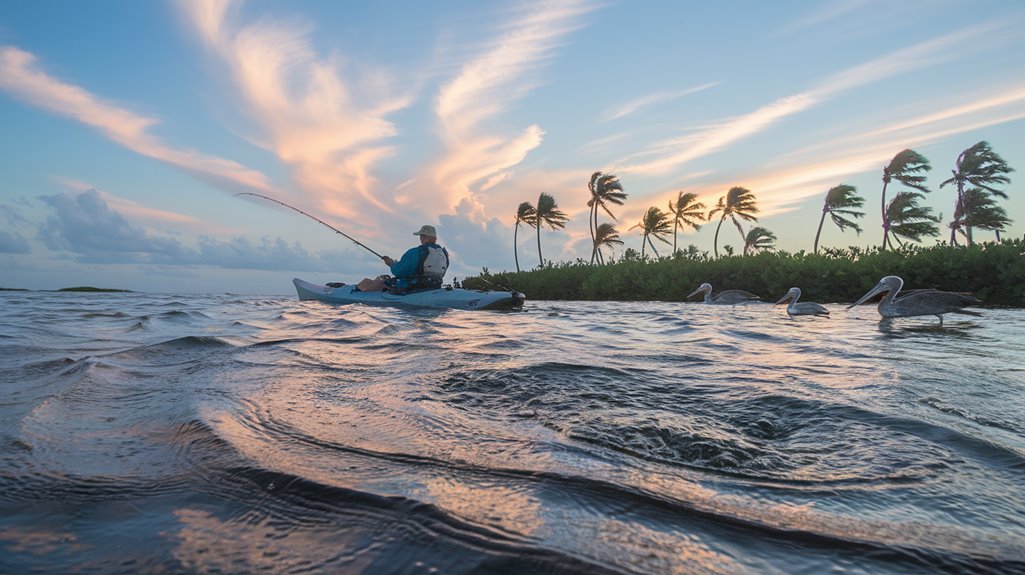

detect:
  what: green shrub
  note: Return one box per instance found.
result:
[463,239,1025,306]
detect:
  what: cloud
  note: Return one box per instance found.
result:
[35,189,338,271]
[601,83,719,122]
[0,230,30,254]
[774,0,873,36]
[38,189,192,262]
[53,177,208,229]
[428,0,595,212]
[0,46,275,195]
[611,20,1014,179]
[615,94,817,176]
[179,0,412,220]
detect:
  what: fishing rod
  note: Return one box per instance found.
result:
[235,192,385,260]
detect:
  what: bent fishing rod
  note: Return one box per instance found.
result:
[235,192,385,260]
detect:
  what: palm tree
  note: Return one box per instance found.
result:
[630,206,673,258]
[885,191,940,247]
[586,172,627,264]
[940,141,1013,245]
[880,149,931,250]
[707,186,759,258]
[592,222,623,263]
[949,187,1012,243]
[534,192,569,268]
[667,191,706,254]
[744,226,776,255]
[813,184,865,254]
[513,201,536,272]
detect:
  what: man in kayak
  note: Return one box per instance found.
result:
[356,225,450,292]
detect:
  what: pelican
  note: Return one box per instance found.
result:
[847,275,982,325]
[775,287,829,317]
[687,283,760,305]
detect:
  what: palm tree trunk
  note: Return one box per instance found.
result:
[950,178,963,246]
[648,237,660,258]
[589,203,598,265]
[513,223,520,272]
[713,216,725,258]
[813,208,828,254]
[640,233,647,257]
[731,216,745,245]
[881,180,890,250]
[672,220,679,255]
[536,223,543,268]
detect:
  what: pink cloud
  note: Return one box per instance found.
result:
[180,0,412,221]
[0,45,274,195]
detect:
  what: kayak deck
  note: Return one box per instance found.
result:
[293,278,525,311]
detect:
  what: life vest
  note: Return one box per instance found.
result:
[419,245,449,277]
[415,245,449,288]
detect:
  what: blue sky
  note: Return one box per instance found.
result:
[1,0,1023,294]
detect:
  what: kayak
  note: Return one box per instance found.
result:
[292,278,525,311]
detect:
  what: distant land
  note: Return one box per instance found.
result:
[57,287,133,292]
[0,287,132,292]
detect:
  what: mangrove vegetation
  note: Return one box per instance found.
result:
[466,240,1025,306]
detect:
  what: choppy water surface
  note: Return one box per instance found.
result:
[1,290,1023,574]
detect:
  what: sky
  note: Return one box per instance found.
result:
[1,0,1023,295]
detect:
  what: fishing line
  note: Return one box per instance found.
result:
[235,192,385,260]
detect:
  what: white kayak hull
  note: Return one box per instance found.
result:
[292,278,525,311]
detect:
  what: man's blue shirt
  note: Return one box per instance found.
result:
[389,242,445,288]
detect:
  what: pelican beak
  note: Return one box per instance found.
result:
[774,295,790,305]
[847,282,886,309]
[687,288,702,298]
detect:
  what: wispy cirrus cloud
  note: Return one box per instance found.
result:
[773,0,873,36]
[180,0,412,220]
[666,81,1025,222]
[601,83,719,123]
[613,19,1013,178]
[615,94,817,176]
[427,0,595,218]
[0,45,274,195]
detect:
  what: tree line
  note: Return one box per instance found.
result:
[511,141,1014,270]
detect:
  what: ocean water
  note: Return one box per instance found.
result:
[1,290,1023,574]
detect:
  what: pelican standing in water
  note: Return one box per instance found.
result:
[775,287,829,317]
[847,275,982,325]
[687,283,760,305]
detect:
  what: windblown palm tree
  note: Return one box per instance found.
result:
[592,222,623,263]
[813,184,864,254]
[880,149,931,250]
[708,186,759,258]
[948,187,1012,243]
[885,191,940,247]
[513,201,536,272]
[668,191,706,255]
[743,226,776,255]
[940,141,1013,245]
[534,192,569,268]
[630,206,673,258]
[586,172,627,264]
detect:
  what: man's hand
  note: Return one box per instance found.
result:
[382,256,395,266]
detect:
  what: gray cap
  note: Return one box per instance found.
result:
[413,224,437,237]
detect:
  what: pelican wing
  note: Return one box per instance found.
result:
[894,290,981,316]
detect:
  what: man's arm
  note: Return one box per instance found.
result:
[389,246,421,277]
